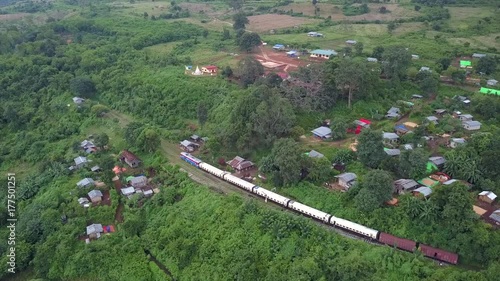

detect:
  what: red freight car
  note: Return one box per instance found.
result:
[419,244,459,264]
[378,232,417,252]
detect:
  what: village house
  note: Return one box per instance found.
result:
[307,150,324,158]
[462,120,481,131]
[403,122,418,130]
[307,32,323,37]
[413,186,432,197]
[286,50,297,57]
[312,126,332,139]
[430,172,451,183]
[130,176,148,189]
[81,140,97,154]
[429,156,446,169]
[90,165,101,172]
[489,210,500,225]
[201,65,218,74]
[367,57,378,62]
[272,44,285,51]
[394,124,410,135]
[385,107,401,119]
[472,53,486,59]
[74,156,90,169]
[77,178,95,188]
[73,97,85,105]
[394,179,420,194]
[310,49,337,59]
[334,173,357,191]
[180,140,199,152]
[385,148,401,157]
[88,190,103,203]
[86,223,104,239]
[345,40,357,45]
[412,94,423,99]
[383,132,399,144]
[450,138,466,148]
[120,150,141,168]
[420,66,431,72]
[426,116,439,124]
[458,114,473,122]
[78,197,90,207]
[411,55,419,60]
[190,134,201,142]
[478,191,497,204]
[434,109,447,115]
[487,79,498,86]
[227,156,255,172]
[121,186,136,197]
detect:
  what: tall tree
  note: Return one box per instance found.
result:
[371,46,384,60]
[137,127,161,153]
[330,118,348,140]
[444,147,482,183]
[398,148,428,179]
[355,169,394,212]
[124,122,144,147]
[476,56,497,75]
[357,129,385,168]
[233,12,249,30]
[228,0,243,11]
[235,56,264,87]
[94,133,109,149]
[306,157,332,183]
[260,138,306,186]
[432,183,475,232]
[70,77,96,98]
[334,59,375,108]
[416,71,439,96]
[354,42,364,56]
[382,46,411,80]
[237,32,261,52]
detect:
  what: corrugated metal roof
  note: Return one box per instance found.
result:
[419,244,458,264]
[310,49,337,56]
[335,172,357,182]
[479,191,497,201]
[379,232,416,252]
[311,126,332,137]
[414,186,432,196]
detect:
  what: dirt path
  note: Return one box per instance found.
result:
[115,202,124,223]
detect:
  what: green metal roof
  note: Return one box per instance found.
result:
[480,87,500,95]
[460,60,471,67]
[126,176,135,182]
[426,162,438,173]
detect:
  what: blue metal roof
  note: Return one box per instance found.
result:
[311,49,337,56]
[273,44,284,48]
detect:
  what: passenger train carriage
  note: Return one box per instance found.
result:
[180,153,459,265]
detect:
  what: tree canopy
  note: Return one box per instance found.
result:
[357,129,386,168]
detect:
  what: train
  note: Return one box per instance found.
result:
[180,152,459,265]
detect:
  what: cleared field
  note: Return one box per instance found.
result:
[247,14,320,32]
[448,6,495,30]
[447,34,500,51]
[0,13,29,21]
[392,22,425,36]
[275,3,420,21]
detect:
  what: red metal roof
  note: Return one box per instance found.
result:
[359,118,371,124]
[204,65,217,69]
[379,232,416,252]
[121,150,139,162]
[419,244,459,264]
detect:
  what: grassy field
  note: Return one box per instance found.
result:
[448,6,496,30]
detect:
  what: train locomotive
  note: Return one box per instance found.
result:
[180,152,459,265]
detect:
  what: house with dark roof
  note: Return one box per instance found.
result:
[130,176,148,189]
[307,150,324,158]
[227,156,255,172]
[394,179,420,194]
[88,190,103,203]
[429,156,445,168]
[489,210,500,224]
[312,126,332,139]
[310,49,337,59]
[74,156,89,169]
[395,124,410,135]
[462,120,481,131]
[180,140,199,152]
[335,173,357,190]
[120,150,141,168]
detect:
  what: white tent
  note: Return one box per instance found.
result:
[192,66,202,75]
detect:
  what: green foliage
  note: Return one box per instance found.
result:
[94,133,109,149]
[476,56,497,75]
[137,127,161,153]
[91,104,109,117]
[237,32,261,52]
[235,56,264,88]
[398,149,428,179]
[342,4,369,16]
[357,129,385,168]
[233,13,249,30]
[330,119,348,140]
[371,46,384,60]
[334,59,377,108]
[70,77,96,98]
[382,46,412,80]
[306,157,332,183]
[415,71,439,96]
[197,102,208,127]
[261,138,306,186]
[354,42,364,56]
[355,170,393,212]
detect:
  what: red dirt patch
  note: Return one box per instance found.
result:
[115,203,124,223]
[254,46,311,73]
[98,190,112,206]
[247,14,320,32]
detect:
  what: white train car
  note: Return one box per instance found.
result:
[198,162,228,178]
[223,174,256,192]
[288,201,332,223]
[253,186,290,206]
[331,216,379,239]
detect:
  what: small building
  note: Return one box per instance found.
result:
[442,179,458,186]
[345,40,357,45]
[487,79,498,86]
[74,156,89,169]
[411,55,419,60]
[394,179,420,194]
[450,138,466,148]
[77,178,95,188]
[201,137,209,143]
[272,44,285,51]
[385,148,401,157]
[395,124,410,135]
[201,65,218,74]
[458,114,473,121]
[383,132,399,144]
[385,107,401,119]
[130,176,148,188]
[86,224,104,239]
[335,173,357,191]
[429,156,445,168]
[307,32,322,37]
[227,156,255,172]
[120,150,141,168]
[403,122,419,129]
[310,49,337,59]
[473,205,487,216]
[88,190,103,203]
[180,140,199,152]
[286,50,297,57]
[434,109,447,115]
[403,144,413,150]
[420,66,431,72]
[490,210,500,224]
[426,116,438,124]
[460,60,472,68]
[311,126,332,139]
[307,150,324,158]
[90,165,101,172]
[478,191,497,204]
[412,94,423,99]
[78,197,90,206]
[418,177,439,188]
[472,53,486,59]
[121,186,135,196]
[462,120,481,131]
[367,57,378,62]
[413,186,432,197]
[73,97,85,104]
[190,135,201,142]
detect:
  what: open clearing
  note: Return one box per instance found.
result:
[0,13,29,21]
[448,6,495,29]
[275,3,420,21]
[247,14,320,32]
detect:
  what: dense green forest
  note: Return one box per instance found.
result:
[1,0,500,280]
